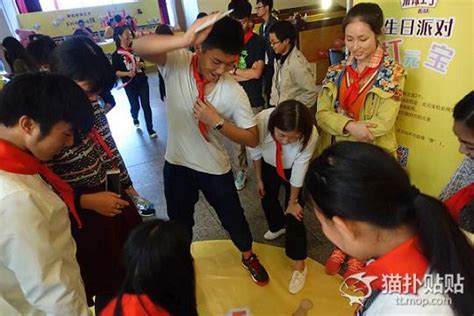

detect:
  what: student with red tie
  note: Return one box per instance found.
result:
[133,14,269,285]
[248,100,318,294]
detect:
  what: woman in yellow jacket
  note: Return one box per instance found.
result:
[316,3,406,280]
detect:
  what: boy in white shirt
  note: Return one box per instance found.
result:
[0,73,92,315]
[133,14,269,285]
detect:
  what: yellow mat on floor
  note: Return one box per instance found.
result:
[192,240,356,316]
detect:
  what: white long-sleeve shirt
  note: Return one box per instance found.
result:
[0,171,89,315]
[248,108,319,187]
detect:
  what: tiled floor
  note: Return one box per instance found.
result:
[107,71,335,266]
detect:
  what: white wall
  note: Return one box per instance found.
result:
[181,0,199,30]
[0,0,19,37]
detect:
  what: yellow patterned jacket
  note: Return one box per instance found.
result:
[315,53,406,157]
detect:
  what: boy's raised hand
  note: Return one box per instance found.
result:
[183,13,219,48]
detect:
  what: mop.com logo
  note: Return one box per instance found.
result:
[400,0,438,9]
[339,272,377,307]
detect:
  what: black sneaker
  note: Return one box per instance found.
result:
[133,119,140,129]
[241,253,269,286]
[139,207,156,217]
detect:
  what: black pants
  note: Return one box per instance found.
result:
[125,80,154,134]
[261,160,307,260]
[163,161,253,252]
[262,64,274,108]
[158,72,166,101]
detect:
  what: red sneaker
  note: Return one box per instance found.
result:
[325,248,346,275]
[343,257,366,285]
[242,254,269,286]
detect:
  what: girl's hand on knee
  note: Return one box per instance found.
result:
[286,202,304,221]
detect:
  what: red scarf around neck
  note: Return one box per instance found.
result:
[343,63,380,111]
[0,139,82,228]
[445,183,474,223]
[88,128,117,169]
[191,54,210,141]
[342,47,384,115]
[275,140,287,181]
[243,30,254,45]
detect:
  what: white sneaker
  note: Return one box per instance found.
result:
[263,228,286,240]
[289,266,308,294]
[234,170,246,191]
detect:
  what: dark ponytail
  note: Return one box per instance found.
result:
[413,195,474,314]
[304,142,474,315]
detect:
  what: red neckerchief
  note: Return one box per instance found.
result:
[358,236,428,294]
[243,30,254,45]
[191,54,210,141]
[102,294,170,316]
[343,47,383,115]
[0,139,82,228]
[117,47,137,89]
[275,140,287,181]
[445,183,474,223]
[88,128,117,170]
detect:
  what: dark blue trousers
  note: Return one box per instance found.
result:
[163,161,253,252]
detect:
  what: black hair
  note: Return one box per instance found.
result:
[107,17,115,26]
[114,14,122,23]
[114,25,130,49]
[154,23,174,35]
[26,35,57,67]
[0,72,94,138]
[113,219,197,316]
[77,19,85,25]
[196,12,208,19]
[201,16,244,55]
[304,142,474,315]
[2,36,37,73]
[453,91,474,131]
[50,36,116,94]
[228,0,252,19]
[268,20,296,46]
[257,0,273,10]
[342,2,384,35]
[268,100,314,150]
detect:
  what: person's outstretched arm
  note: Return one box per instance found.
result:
[133,14,217,66]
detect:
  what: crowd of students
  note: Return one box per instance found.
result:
[0,0,472,315]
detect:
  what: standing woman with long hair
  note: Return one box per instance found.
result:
[112,26,156,138]
[305,142,474,315]
[316,2,406,278]
[48,36,143,313]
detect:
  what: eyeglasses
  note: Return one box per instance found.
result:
[270,40,281,46]
[255,5,265,9]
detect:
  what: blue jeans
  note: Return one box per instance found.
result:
[163,161,253,252]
